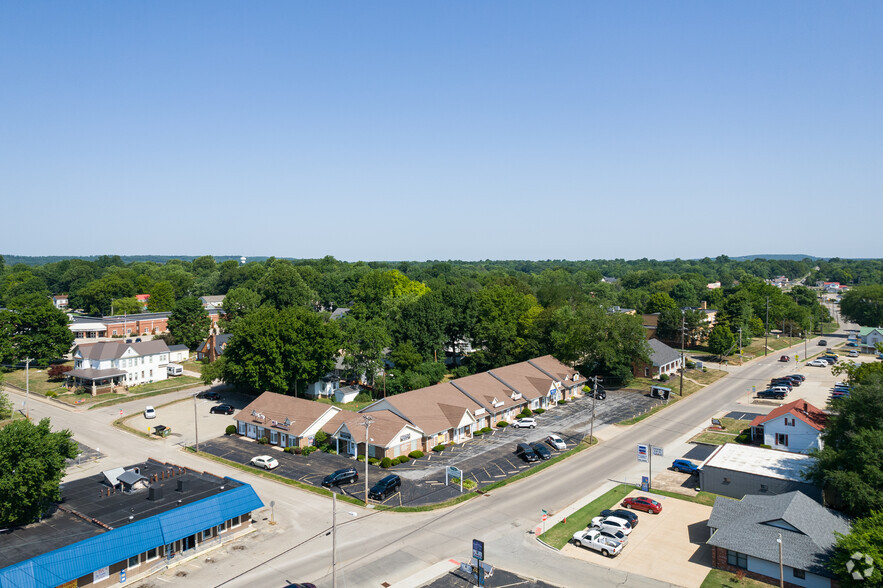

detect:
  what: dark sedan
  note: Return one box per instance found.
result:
[530,442,552,460]
[203,391,222,401]
[209,404,236,415]
[599,508,639,527]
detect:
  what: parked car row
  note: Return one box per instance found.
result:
[515,434,570,462]
[572,496,662,557]
[757,374,805,399]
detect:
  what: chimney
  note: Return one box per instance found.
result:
[700,301,707,310]
[804,401,808,413]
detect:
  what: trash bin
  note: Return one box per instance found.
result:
[154,425,171,437]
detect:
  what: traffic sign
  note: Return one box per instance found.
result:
[637,444,649,463]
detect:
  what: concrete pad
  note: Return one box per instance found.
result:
[561,490,713,588]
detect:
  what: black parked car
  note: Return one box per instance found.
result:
[515,442,539,463]
[530,442,552,460]
[209,404,236,415]
[599,509,639,527]
[368,474,402,501]
[203,391,222,401]
[322,467,359,487]
[588,388,607,400]
[757,389,786,399]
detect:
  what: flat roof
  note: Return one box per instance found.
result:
[700,444,815,483]
[0,459,245,570]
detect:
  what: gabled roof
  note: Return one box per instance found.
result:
[489,362,555,401]
[707,491,849,578]
[749,399,827,431]
[647,338,681,366]
[361,382,481,435]
[323,410,421,448]
[74,340,170,361]
[859,326,883,337]
[234,392,340,437]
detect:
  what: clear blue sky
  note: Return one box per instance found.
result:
[2,2,881,261]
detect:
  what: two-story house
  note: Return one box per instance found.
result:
[749,399,827,454]
[68,340,171,395]
[859,326,883,355]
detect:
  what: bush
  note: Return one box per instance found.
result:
[380,457,393,468]
[433,444,446,452]
[396,455,410,464]
[557,399,567,405]
[534,408,546,414]
[293,446,303,455]
[686,360,697,369]
[225,425,236,435]
[357,454,366,462]
[258,437,268,445]
[481,427,492,434]
[45,390,58,398]
[314,430,328,447]
[47,364,73,380]
[451,365,472,378]
[496,421,509,428]
[354,391,374,403]
[302,446,317,456]
[408,450,424,459]
[735,433,750,444]
[327,449,337,455]
[659,373,670,382]
[760,444,771,449]
[520,407,533,417]
[368,457,380,466]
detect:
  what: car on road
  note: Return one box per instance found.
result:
[807,359,828,367]
[203,391,222,401]
[590,516,633,536]
[599,509,639,527]
[144,406,156,419]
[210,404,236,415]
[622,496,662,514]
[757,389,787,399]
[515,442,539,462]
[819,340,828,346]
[571,529,623,557]
[671,459,700,475]
[529,442,552,460]
[250,455,279,470]
[322,467,358,487]
[847,341,858,347]
[546,434,567,451]
[779,355,790,362]
[511,417,537,429]
[368,474,401,501]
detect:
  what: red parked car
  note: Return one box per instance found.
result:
[622,496,662,514]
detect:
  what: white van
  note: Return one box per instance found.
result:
[167,364,184,376]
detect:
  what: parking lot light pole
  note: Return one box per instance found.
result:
[361,415,374,506]
[331,492,357,588]
[193,393,199,453]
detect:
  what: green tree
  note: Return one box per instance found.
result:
[827,510,883,586]
[222,306,339,394]
[200,356,226,386]
[167,297,211,350]
[221,286,262,324]
[0,294,75,363]
[340,316,391,385]
[707,322,736,358]
[645,292,678,314]
[473,284,542,368]
[389,341,423,373]
[111,296,143,315]
[0,418,78,526]
[147,281,176,312]
[807,375,883,518]
[0,391,12,420]
[840,285,883,327]
[256,260,317,309]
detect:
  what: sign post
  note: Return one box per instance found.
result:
[446,466,463,493]
[472,539,485,586]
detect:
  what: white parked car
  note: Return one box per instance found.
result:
[546,434,567,450]
[848,350,859,357]
[590,516,633,536]
[572,529,623,557]
[511,418,537,429]
[250,455,279,470]
[807,359,828,367]
[144,406,156,419]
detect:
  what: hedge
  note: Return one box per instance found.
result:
[380,457,393,468]
[433,444,446,452]
[496,421,509,428]
[408,450,424,459]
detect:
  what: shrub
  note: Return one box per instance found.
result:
[314,430,328,447]
[47,364,73,380]
[45,390,58,398]
[302,446,317,456]
[557,399,567,405]
[368,458,380,466]
[481,427,492,434]
[686,360,697,369]
[450,477,477,490]
[396,455,410,464]
[357,454,366,462]
[760,444,771,449]
[258,437,268,445]
[520,407,533,417]
[354,391,373,403]
[496,421,509,428]
[327,449,337,455]
[293,446,303,455]
[408,450,424,459]
[451,365,472,378]
[735,433,750,444]
[473,430,484,437]
[380,457,393,468]
[659,373,670,382]
[225,425,236,435]
[433,444,446,452]
[534,408,546,414]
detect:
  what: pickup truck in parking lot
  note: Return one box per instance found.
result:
[572,529,624,557]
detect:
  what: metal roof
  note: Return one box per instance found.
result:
[0,484,262,588]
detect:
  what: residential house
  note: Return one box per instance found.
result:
[749,400,827,454]
[199,295,226,310]
[167,344,189,363]
[699,444,822,503]
[68,340,171,395]
[633,339,682,380]
[858,326,883,354]
[197,333,231,362]
[0,459,262,588]
[51,294,69,309]
[706,491,849,588]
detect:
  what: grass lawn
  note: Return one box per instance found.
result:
[182,360,204,372]
[716,417,751,434]
[687,368,728,386]
[701,568,776,588]
[538,484,633,549]
[2,362,73,396]
[128,376,201,393]
[316,397,377,412]
[647,487,725,507]
[691,432,737,446]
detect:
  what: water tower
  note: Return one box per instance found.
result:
[240,256,247,265]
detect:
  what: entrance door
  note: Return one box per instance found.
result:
[247,424,257,439]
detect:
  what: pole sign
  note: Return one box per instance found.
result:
[472,539,484,561]
[652,446,664,457]
[637,443,649,463]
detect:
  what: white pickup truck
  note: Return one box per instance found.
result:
[571,529,624,557]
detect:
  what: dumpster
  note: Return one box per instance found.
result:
[153,425,171,437]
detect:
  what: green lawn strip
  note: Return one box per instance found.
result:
[686,368,728,386]
[647,487,726,507]
[316,397,378,412]
[192,449,366,507]
[690,432,735,446]
[88,379,202,410]
[700,568,774,588]
[716,418,751,434]
[1,363,73,396]
[538,484,633,549]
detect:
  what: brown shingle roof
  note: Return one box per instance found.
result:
[527,355,583,389]
[489,362,554,400]
[365,382,480,435]
[450,372,522,411]
[324,410,420,448]
[234,392,340,437]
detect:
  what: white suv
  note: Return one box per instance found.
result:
[511,418,537,429]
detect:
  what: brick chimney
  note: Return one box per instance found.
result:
[700,301,707,310]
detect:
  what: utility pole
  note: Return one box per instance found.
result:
[679,311,685,397]
[25,358,31,419]
[764,297,770,357]
[332,492,337,588]
[587,376,601,444]
[361,414,374,506]
[737,328,743,365]
[193,393,199,453]
[777,533,784,588]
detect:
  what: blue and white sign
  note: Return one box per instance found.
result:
[637,444,649,463]
[472,538,484,561]
[641,476,649,492]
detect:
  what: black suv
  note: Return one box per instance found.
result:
[322,467,359,487]
[515,442,539,463]
[757,389,786,399]
[529,442,552,460]
[599,508,639,527]
[368,474,401,501]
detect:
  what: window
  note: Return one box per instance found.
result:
[776,433,789,446]
[723,477,731,484]
[128,555,139,567]
[793,569,806,579]
[727,550,747,569]
[760,484,768,492]
[113,330,118,336]
[202,529,212,541]
[784,417,795,426]
[146,547,158,561]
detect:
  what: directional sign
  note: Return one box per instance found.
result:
[652,446,664,457]
[637,444,649,463]
[472,539,484,561]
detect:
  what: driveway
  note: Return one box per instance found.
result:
[561,490,713,588]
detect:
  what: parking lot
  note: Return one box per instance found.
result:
[561,489,713,588]
[197,388,664,506]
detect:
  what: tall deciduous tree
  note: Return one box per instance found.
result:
[840,285,883,327]
[222,306,339,394]
[0,418,78,526]
[256,260,317,309]
[340,316,390,385]
[221,286,262,324]
[167,296,211,350]
[827,510,883,587]
[707,322,736,358]
[0,294,75,363]
[147,281,176,312]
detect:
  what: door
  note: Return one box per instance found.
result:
[247,424,257,439]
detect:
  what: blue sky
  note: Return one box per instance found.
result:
[2,2,881,261]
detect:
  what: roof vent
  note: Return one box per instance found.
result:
[177,479,187,493]
[148,486,163,501]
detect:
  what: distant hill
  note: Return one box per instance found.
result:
[729,254,824,261]
[1,255,278,266]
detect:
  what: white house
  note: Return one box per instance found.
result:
[749,399,827,454]
[167,344,189,363]
[859,326,883,354]
[333,385,361,404]
[68,340,171,395]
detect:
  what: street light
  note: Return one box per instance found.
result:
[777,533,784,588]
[361,415,374,506]
[193,392,199,453]
[331,492,358,588]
